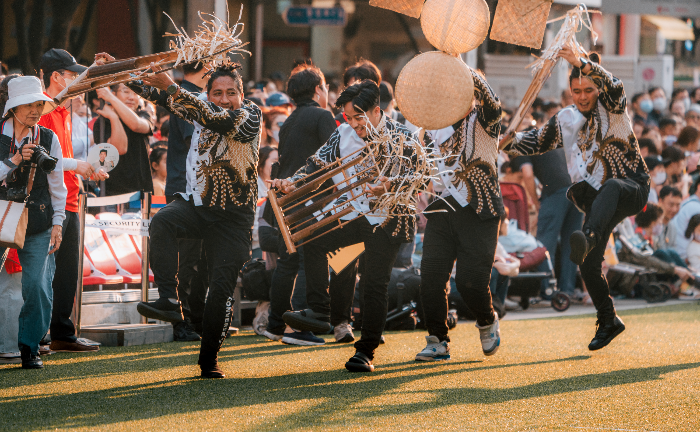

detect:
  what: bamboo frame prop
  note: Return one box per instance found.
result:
[498,5,600,150]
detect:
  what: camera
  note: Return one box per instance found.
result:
[22,143,58,174]
[6,185,27,202]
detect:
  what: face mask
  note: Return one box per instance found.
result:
[640,99,654,114]
[683,97,691,111]
[653,170,666,185]
[271,129,280,143]
[653,97,667,112]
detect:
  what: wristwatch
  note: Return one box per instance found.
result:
[166,84,179,96]
[578,57,589,71]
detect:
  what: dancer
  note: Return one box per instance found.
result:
[133,63,261,378]
[271,80,425,372]
[415,68,505,362]
[502,49,648,350]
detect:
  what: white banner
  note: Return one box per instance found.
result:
[85,219,150,237]
[601,0,700,17]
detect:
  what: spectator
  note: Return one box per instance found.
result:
[684,214,700,269]
[659,117,679,145]
[70,95,93,161]
[335,60,382,125]
[671,177,700,259]
[379,81,405,124]
[561,88,573,107]
[151,119,169,150]
[543,102,562,121]
[630,92,653,125]
[675,126,699,152]
[253,146,277,258]
[262,106,288,147]
[0,75,67,369]
[672,88,691,110]
[265,92,293,115]
[661,145,686,187]
[641,127,663,154]
[645,156,665,203]
[93,81,154,197]
[638,138,659,158]
[648,86,667,126]
[685,104,700,129]
[691,87,700,104]
[655,186,682,251]
[671,98,687,118]
[491,216,520,313]
[150,147,167,196]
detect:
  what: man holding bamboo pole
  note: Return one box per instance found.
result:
[502,49,649,351]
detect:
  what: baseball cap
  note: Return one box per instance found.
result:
[266,92,292,107]
[40,48,87,77]
[379,82,394,110]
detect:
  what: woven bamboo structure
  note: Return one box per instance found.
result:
[420,0,490,55]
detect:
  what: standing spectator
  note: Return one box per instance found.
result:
[335,60,382,125]
[661,146,687,188]
[262,107,288,147]
[39,49,107,354]
[253,146,277,258]
[671,99,687,118]
[379,82,405,124]
[93,81,153,197]
[70,95,93,161]
[0,75,67,368]
[150,147,167,196]
[685,104,700,129]
[265,92,293,115]
[648,86,667,126]
[630,92,653,125]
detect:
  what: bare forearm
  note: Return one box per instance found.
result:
[110,97,150,134]
[108,117,128,155]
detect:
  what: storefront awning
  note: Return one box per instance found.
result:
[643,15,695,41]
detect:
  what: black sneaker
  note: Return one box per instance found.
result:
[588,315,625,351]
[20,348,43,369]
[137,298,184,323]
[198,354,225,379]
[570,230,597,265]
[345,351,374,372]
[281,330,325,346]
[282,309,332,334]
[173,321,201,342]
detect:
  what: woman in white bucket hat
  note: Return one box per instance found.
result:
[0,75,67,369]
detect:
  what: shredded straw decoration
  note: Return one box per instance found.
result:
[164,4,250,70]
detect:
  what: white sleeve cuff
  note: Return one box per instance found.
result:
[62,158,78,172]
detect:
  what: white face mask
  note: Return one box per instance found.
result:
[653,97,667,112]
[653,170,667,185]
[271,129,280,143]
[683,97,691,111]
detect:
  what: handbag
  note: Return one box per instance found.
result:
[0,163,36,250]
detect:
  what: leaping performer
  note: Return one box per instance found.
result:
[501,48,648,351]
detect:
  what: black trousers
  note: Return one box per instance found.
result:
[150,198,251,356]
[304,217,400,358]
[420,204,499,340]
[573,178,649,317]
[50,210,80,342]
[176,238,207,326]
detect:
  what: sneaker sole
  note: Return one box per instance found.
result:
[282,312,332,334]
[588,324,626,351]
[483,339,500,356]
[281,337,325,346]
[569,231,588,266]
[415,354,451,361]
[136,303,184,323]
[262,331,283,341]
[335,334,355,343]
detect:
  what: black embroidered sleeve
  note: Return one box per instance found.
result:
[290,129,342,183]
[586,62,626,114]
[471,69,502,138]
[505,114,563,156]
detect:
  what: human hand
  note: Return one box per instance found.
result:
[12,144,36,165]
[74,160,95,178]
[95,87,115,103]
[93,169,109,181]
[674,266,692,281]
[141,63,176,92]
[558,47,583,68]
[368,176,391,197]
[94,52,116,65]
[268,179,296,194]
[49,225,62,254]
[95,103,117,120]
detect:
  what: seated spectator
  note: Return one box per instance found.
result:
[645,156,665,203]
[659,117,680,146]
[150,147,167,196]
[685,214,700,270]
[661,145,687,188]
[671,98,687,118]
[648,86,667,126]
[685,104,700,129]
[671,177,700,259]
[641,127,663,154]
[630,92,653,125]
[491,217,520,311]
[675,126,699,153]
[638,138,659,158]
[655,186,682,251]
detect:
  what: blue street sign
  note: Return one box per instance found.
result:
[283,7,347,27]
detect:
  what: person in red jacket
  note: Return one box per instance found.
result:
[39,49,108,353]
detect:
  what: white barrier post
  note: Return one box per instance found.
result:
[140,192,151,324]
[73,191,87,336]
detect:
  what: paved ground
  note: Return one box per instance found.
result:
[1,301,698,431]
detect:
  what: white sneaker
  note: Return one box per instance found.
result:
[415,335,451,361]
[504,298,520,311]
[476,312,500,356]
[252,301,270,336]
[334,321,355,343]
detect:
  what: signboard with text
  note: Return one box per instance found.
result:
[283,7,347,27]
[602,0,700,17]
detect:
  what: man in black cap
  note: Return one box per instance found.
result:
[39,48,107,352]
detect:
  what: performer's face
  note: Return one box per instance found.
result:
[208,76,243,111]
[570,77,599,114]
[344,102,381,139]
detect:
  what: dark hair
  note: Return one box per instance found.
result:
[342,60,381,87]
[659,185,682,200]
[109,83,122,92]
[149,147,167,173]
[569,52,601,84]
[182,62,205,75]
[658,117,677,130]
[635,203,663,229]
[335,80,380,113]
[43,69,65,89]
[637,138,658,156]
[649,86,665,98]
[257,145,277,176]
[0,74,21,119]
[685,214,700,239]
[631,92,649,105]
[672,88,689,100]
[662,145,685,166]
[286,64,325,102]
[676,126,699,150]
[160,119,170,139]
[100,149,108,154]
[206,63,243,94]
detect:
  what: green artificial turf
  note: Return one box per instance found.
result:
[1,303,699,431]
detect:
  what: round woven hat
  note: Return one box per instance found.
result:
[421,0,490,55]
[395,51,474,131]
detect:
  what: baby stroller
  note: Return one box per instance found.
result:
[500,182,570,312]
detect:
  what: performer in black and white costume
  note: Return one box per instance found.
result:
[415,69,505,362]
[271,81,426,372]
[502,49,648,351]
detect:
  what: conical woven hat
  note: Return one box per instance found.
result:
[421,0,490,55]
[395,51,474,131]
